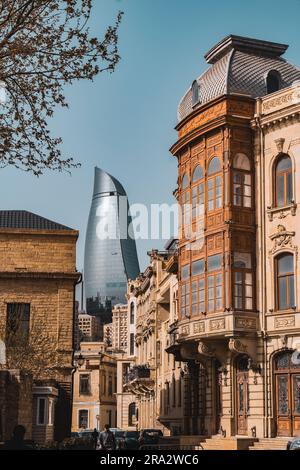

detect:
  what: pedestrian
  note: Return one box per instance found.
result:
[92,427,99,449]
[3,425,33,450]
[99,424,116,450]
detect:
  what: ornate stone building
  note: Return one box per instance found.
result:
[72,342,117,432]
[122,240,181,434]
[169,35,300,448]
[0,210,80,444]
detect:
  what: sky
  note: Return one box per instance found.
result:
[1,0,300,274]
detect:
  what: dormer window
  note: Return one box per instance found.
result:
[266,70,281,94]
[192,80,199,106]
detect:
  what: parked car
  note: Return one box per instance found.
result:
[138,429,163,447]
[123,431,140,450]
[287,437,300,450]
[112,430,126,449]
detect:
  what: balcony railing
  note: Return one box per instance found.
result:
[125,365,150,383]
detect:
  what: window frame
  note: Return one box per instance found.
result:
[207,157,223,213]
[275,253,295,311]
[274,154,293,208]
[79,373,91,395]
[78,409,89,429]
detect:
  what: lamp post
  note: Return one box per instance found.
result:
[98,352,104,432]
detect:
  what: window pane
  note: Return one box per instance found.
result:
[181,265,189,280]
[182,174,189,189]
[208,157,221,175]
[192,165,204,182]
[277,155,292,172]
[234,253,251,269]
[245,298,252,310]
[279,277,287,309]
[208,254,222,272]
[192,259,205,276]
[235,297,243,309]
[278,254,293,275]
[287,172,293,203]
[289,275,295,308]
[276,174,285,207]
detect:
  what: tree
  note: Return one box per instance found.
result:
[0,1,123,175]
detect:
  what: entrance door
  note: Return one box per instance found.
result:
[236,356,249,435]
[275,351,300,437]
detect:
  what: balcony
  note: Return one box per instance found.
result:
[124,365,155,396]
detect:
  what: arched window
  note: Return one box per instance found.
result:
[192,165,204,220]
[192,165,203,182]
[207,157,222,212]
[274,154,293,207]
[208,157,221,175]
[275,253,295,310]
[266,70,281,94]
[182,173,189,189]
[128,402,136,427]
[233,154,252,208]
[181,173,190,237]
[192,80,199,106]
[130,302,135,324]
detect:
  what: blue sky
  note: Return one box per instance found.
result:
[1,0,300,273]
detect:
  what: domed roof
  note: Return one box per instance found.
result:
[178,35,300,122]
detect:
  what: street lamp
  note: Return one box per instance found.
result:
[77,353,84,367]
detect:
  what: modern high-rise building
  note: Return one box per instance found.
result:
[84,167,140,321]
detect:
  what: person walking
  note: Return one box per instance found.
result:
[92,428,99,450]
[99,424,116,450]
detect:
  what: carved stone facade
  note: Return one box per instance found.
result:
[0,211,80,444]
[168,36,300,442]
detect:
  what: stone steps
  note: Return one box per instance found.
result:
[249,438,290,451]
[201,436,257,450]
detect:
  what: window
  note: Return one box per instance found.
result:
[207,254,223,312]
[192,165,204,219]
[181,282,190,318]
[191,259,205,316]
[276,253,295,310]
[37,397,47,425]
[130,333,135,355]
[6,303,30,343]
[128,402,136,426]
[208,254,222,272]
[208,157,222,212]
[192,80,199,105]
[182,188,191,237]
[266,70,281,94]
[108,376,113,397]
[181,264,189,280]
[192,259,205,276]
[182,173,189,189]
[233,153,252,208]
[233,253,253,310]
[275,154,293,207]
[79,374,90,395]
[130,302,135,324]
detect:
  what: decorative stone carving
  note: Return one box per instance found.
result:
[209,318,225,331]
[275,138,285,153]
[269,224,296,254]
[274,316,295,329]
[198,341,215,357]
[235,317,257,330]
[194,321,205,334]
[180,325,190,337]
[229,338,248,355]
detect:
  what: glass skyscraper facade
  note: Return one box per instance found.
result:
[84,167,140,317]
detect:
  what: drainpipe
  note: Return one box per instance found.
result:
[255,102,268,438]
